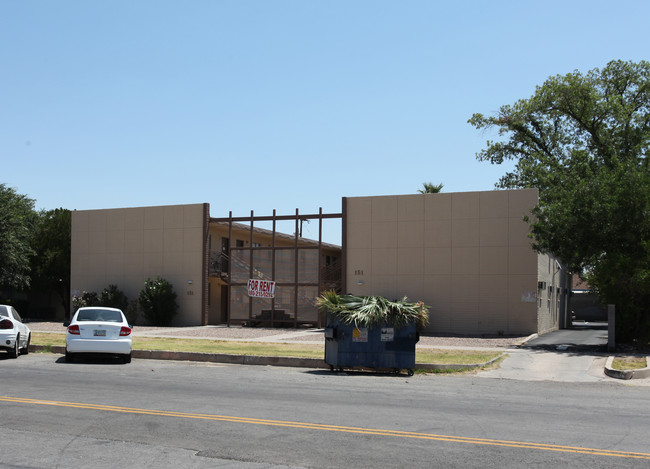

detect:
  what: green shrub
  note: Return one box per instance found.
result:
[99,284,128,311]
[125,299,140,325]
[72,291,99,310]
[139,277,178,326]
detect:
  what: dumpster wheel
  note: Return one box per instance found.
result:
[407,369,414,376]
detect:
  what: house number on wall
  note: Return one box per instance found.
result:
[354,270,364,275]
[187,290,194,296]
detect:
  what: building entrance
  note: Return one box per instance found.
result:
[208,208,342,328]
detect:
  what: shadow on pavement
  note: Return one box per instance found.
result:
[521,321,609,354]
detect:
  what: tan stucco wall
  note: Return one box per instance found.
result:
[344,189,543,335]
[71,204,207,326]
[536,254,564,334]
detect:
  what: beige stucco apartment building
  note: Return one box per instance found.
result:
[343,189,567,336]
[71,204,342,327]
[71,204,209,326]
[70,188,568,335]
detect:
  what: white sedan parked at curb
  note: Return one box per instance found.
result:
[0,304,31,358]
[65,307,132,363]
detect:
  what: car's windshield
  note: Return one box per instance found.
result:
[76,309,123,322]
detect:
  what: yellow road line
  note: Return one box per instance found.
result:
[2,395,649,460]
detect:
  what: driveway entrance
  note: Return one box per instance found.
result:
[524,322,608,352]
[478,322,617,383]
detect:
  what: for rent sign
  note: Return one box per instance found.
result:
[247,279,276,298]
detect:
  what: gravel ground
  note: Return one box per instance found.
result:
[28,322,528,348]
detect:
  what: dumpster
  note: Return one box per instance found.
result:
[318,291,429,376]
[325,313,419,375]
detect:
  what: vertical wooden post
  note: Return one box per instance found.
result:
[227,212,233,327]
[317,207,323,328]
[249,210,254,324]
[608,304,616,352]
[294,208,299,328]
[271,209,277,322]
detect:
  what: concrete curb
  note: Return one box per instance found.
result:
[604,356,650,380]
[29,345,501,372]
[514,333,538,346]
[133,349,330,369]
[32,345,65,355]
[30,345,330,369]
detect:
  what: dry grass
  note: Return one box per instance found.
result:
[31,332,502,364]
[31,333,66,348]
[611,356,647,370]
[134,337,323,358]
[416,348,501,365]
[31,333,323,358]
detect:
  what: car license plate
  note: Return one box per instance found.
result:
[94,329,106,337]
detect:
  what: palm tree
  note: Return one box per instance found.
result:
[418,182,444,193]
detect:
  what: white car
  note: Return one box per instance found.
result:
[65,307,132,363]
[0,305,31,358]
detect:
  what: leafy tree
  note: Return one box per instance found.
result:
[468,59,650,343]
[139,277,178,326]
[418,182,444,193]
[29,208,71,312]
[0,183,37,290]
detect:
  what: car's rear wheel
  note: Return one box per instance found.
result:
[21,334,30,355]
[65,350,74,363]
[122,353,132,364]
[9,335,19,358]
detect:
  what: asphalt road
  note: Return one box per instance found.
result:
[1,353,649,468]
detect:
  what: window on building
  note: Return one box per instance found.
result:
[326,256,338,266]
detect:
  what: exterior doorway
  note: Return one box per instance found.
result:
[208,208,342,328]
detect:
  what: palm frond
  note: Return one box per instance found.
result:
[317,291,429,328]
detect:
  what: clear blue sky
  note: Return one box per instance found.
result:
[2,1,648,244]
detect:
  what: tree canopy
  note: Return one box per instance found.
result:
[0,184,37,289]
[30,208,71,312]
[469,59,650,342]
[0,183,72,317]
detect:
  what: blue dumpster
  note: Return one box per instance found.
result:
[324,313,419,375]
